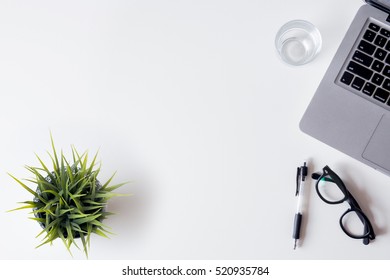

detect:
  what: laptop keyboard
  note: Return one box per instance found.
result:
[340,22,390,105]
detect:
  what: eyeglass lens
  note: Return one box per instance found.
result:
[316,175,346,203]
[340,209,369,238]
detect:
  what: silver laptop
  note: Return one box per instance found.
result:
[300,0,390,176]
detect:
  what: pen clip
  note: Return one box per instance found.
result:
[295,167,300,196]
[296,162,308,196]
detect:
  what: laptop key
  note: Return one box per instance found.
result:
[364,30,376,42]
[374,35,387,47]
[383,78,390,91]
[369,23,380,32]
[372,60,384,72]
[352,77,365,90]
[347,61,373,80]
[340,71,354,85]
[353,50,373,66]
[381,28,390,38]
[383,65,390,77]
[358,40,376,55]
[372,73,385,85]
[374,48,388,60]
[374,88,390,103]
[362,82,376,96]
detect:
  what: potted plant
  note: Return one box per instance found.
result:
[8,135,127,257]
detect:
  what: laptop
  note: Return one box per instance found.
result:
[300,0,390,176]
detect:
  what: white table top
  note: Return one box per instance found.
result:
[1,0,389,260]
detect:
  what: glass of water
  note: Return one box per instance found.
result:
[275,20,322,66]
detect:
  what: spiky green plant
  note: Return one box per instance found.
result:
[8,136,127,258]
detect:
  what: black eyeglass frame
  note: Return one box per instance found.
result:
[313,165,376,245]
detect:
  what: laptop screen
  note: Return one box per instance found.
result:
[368,0,390,11]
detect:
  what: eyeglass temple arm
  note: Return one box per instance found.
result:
[311,172,334,182]
[347,192,375,244]
[355,209,371,245]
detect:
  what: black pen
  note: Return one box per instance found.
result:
[293,161,308,249]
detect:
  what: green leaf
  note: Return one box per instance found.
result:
[82,199,104,205]
[82,205,104,211]
[87,150,99,175]
[102,182,129,192]
[41,189,62,200]
[35,218,61,247]
[8,173,40,198]
[29,217,45,223]
[90,219,106,228]
[89,192,124,199]
[79,232,89,259]
[101,172,116,189]
[67,213,89,219]
[24,178,56,192]
[64,158,74,184]
[99,211,114,219]
[65,220,73,248]
[36,235,56,249]
[58,227,73,257]
[19,201,38,206]
[59,208,73,216]
[73,214,101,225]
[86,223,92,249]
[70,222,87,234]
[50,131,60,173]
[93,228,109,238]
[68,192,83,211]
[7,204,36,212]
[34,154,56,182]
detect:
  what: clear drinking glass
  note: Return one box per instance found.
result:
[275,20,322,66]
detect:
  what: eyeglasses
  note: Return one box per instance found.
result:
[312,165,375,245]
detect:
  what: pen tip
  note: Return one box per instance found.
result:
[293,240,297,250]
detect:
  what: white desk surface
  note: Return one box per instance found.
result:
[1,0,389,260]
